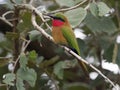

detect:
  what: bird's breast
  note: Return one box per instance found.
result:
[52,27,68,45]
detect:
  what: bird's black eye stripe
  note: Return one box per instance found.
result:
[54,17,65,22]
[47,14,65,22]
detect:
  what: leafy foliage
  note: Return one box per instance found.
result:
[17,67,37,87]
[17,53,37,88]
[0,0,120,90]
[3,73,15,86]
[97,2,111,16]
[65,8,87,28]
[84,13,117,34]
[90,2,111,17]
[54,61,65,79]
[55,0,83,7]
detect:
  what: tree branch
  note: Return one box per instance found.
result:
[50,0,88,14]
[15,4,45,22]
[31,12,53,41]
[15,3,116,88]
[112,43,118,63]
[31,13,116,88]
[0,16,13,27]
[12,39,31,73]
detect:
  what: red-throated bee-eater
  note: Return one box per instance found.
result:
[48,13,88,75]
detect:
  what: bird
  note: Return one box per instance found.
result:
[48,13,88,75]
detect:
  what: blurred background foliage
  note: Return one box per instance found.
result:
[0,0,120,90]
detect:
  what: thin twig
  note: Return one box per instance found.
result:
[0,57,13,60]
[16,4,45,22]
[22,40,31,52]
[115,1,120,29]
[2,10,17,22]
[31,13,53,41]
[0,10,17,27]
[0,17,13,27]
[12,39,31,73]
[29,0,33,5]
[12,55,20,73]
[112,43,118,63]
[16,4,51,30]
[2,11,14,18]
[49,0,88,14]
[10,0,16,4]
[45,70,59,90]
[0,84,7,87]
[44,22,51,30]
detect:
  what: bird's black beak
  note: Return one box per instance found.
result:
[46,14,56,19]
[45,14,65,22]
[43,13,56,20]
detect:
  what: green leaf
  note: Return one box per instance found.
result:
[15,0,23,4]
[39,56,59,68]
[17,12,33,32]
[55,0,75,7]
[54,61,65,79]
[17,67,37,87]
[77,39,86,58]
[28,30,42,41]
[16,77,25,90]
[5,0,14,9]
[98,34,114,50]
[104,44,114,62]
[74,0,83,4]
[105,44,120,66]
[28,50,38,61]
[6,0,23,4]
[55,0,83,7]
[36,56,44,65]
[17,53,37,87]
[84,13,117,34]
[3,73,15,86]
[97,2,111,16]
[90,2,98,17]
[65,8,87,28]
[19,53,28,68]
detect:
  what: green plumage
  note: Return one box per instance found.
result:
[61,26,80,55]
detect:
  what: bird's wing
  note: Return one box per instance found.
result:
[61,26,80,55]
[61,26,88,73]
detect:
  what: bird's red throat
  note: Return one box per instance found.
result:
[52,19,64,27]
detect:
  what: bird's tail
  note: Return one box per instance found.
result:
[70,47,89,77]
[78,61,89,77]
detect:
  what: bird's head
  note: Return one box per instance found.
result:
[48,13,68,27]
